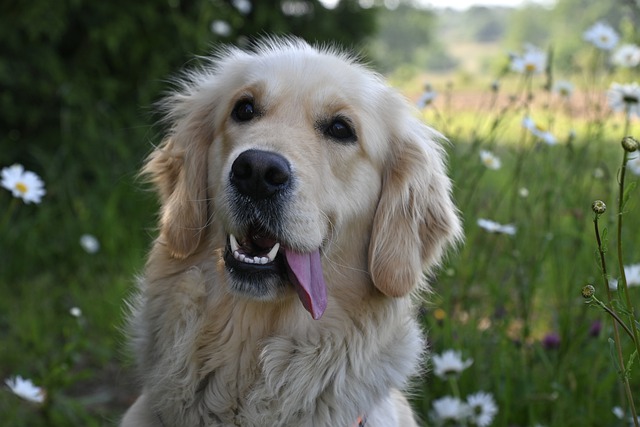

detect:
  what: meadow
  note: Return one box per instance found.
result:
[2,19,640,427]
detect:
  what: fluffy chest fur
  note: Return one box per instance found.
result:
[130,263,423,427]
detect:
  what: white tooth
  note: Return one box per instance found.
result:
[238,253,246,262]
[245,257,254,264]
[266,243,280,262]
[259,257,269,264]
[230,234,239,252]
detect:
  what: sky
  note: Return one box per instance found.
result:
[418,0,556,9]
[320,0,557,11]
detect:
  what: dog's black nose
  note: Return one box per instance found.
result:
[231,149,291,200]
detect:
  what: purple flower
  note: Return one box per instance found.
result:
[589,319,602,338]
[542,332,561,350]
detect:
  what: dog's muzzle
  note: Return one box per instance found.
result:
[224,149,327,320]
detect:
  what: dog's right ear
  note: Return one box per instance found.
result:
[142,110,211,259]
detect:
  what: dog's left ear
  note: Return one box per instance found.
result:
[369,116,462,297]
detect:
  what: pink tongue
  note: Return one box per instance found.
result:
[284,248,327,320]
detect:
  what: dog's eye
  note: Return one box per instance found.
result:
[232,99,256,122]
[325,117,356,142]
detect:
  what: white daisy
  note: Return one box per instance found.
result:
[417,84,437,109]
[69,307,82,317]
[612,44,640,68]
[479,150,501,170]
[1,164,46,204]
[583,22,619,51]
[607,82,640,118]
[627,155,640,176]
[210,20,231,37]
[232,0,252,14]
[431,396,471,425]
[432,349,473,379]
[510,44,547,75]
[522,116,557,145]
[553,80,574,99]
[613,406,625,420]
[467,391,498,427]
[624,263,640,286]
[80,234,100,254]
[477,218,516,236]
[5,376,46,404]
[518,187,529,198]
[593,167,605,179]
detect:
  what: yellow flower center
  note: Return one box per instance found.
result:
[15,182,28,194]
[525,63,537,72]
[434,308,447,321]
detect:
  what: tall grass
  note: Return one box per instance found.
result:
[413,26,640,427]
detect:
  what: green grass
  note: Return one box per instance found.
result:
[409,70,640,425]
[2,57,640,427]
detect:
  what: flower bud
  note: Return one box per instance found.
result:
[591,200,606,214]
[581,284,595,299]
[621,136,639,152]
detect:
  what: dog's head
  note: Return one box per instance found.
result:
[144,37,461,319]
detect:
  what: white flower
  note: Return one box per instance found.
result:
[1,164,46,204]
[5,376,46,404]
[479,150,501,170]
[417,84,437,109]
[624,263,640,286]
[593,167,605,179]
[583,22,619,51]
[612,44,640,68]
[80,234,100,254]
[477,218,516,235]
[232,0,252,14]
[70,307,82,317]
[627,155,640,176]
[518,187,529,198]
[613,406,625,420]
[432,349,473,379]
[467,391,498,427]
[553,80,574,98]
[522,116,557,145]
[608,82,640,118]
[510,45,547,75]
[210,20,231,37]
[431,396,470,425]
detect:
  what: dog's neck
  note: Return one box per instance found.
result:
[135,243,421,426]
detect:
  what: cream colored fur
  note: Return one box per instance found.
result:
[121,37,461,427]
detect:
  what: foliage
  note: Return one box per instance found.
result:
[409,14,640,422]
[370,3,456,72]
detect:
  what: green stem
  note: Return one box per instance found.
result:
[593,213,638,426]
[590,296,635,342]
[1,197,19,230]
[614,111,640,427]
[447,376,461,400]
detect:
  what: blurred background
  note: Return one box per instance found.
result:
[2,0,639,426]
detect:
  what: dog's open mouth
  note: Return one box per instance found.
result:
[223,226,327,320]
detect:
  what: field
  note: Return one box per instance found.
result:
[2,24,640,427]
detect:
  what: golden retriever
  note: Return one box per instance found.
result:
[121,37,461,427]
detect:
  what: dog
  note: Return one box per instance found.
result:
[121,37,461,427]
